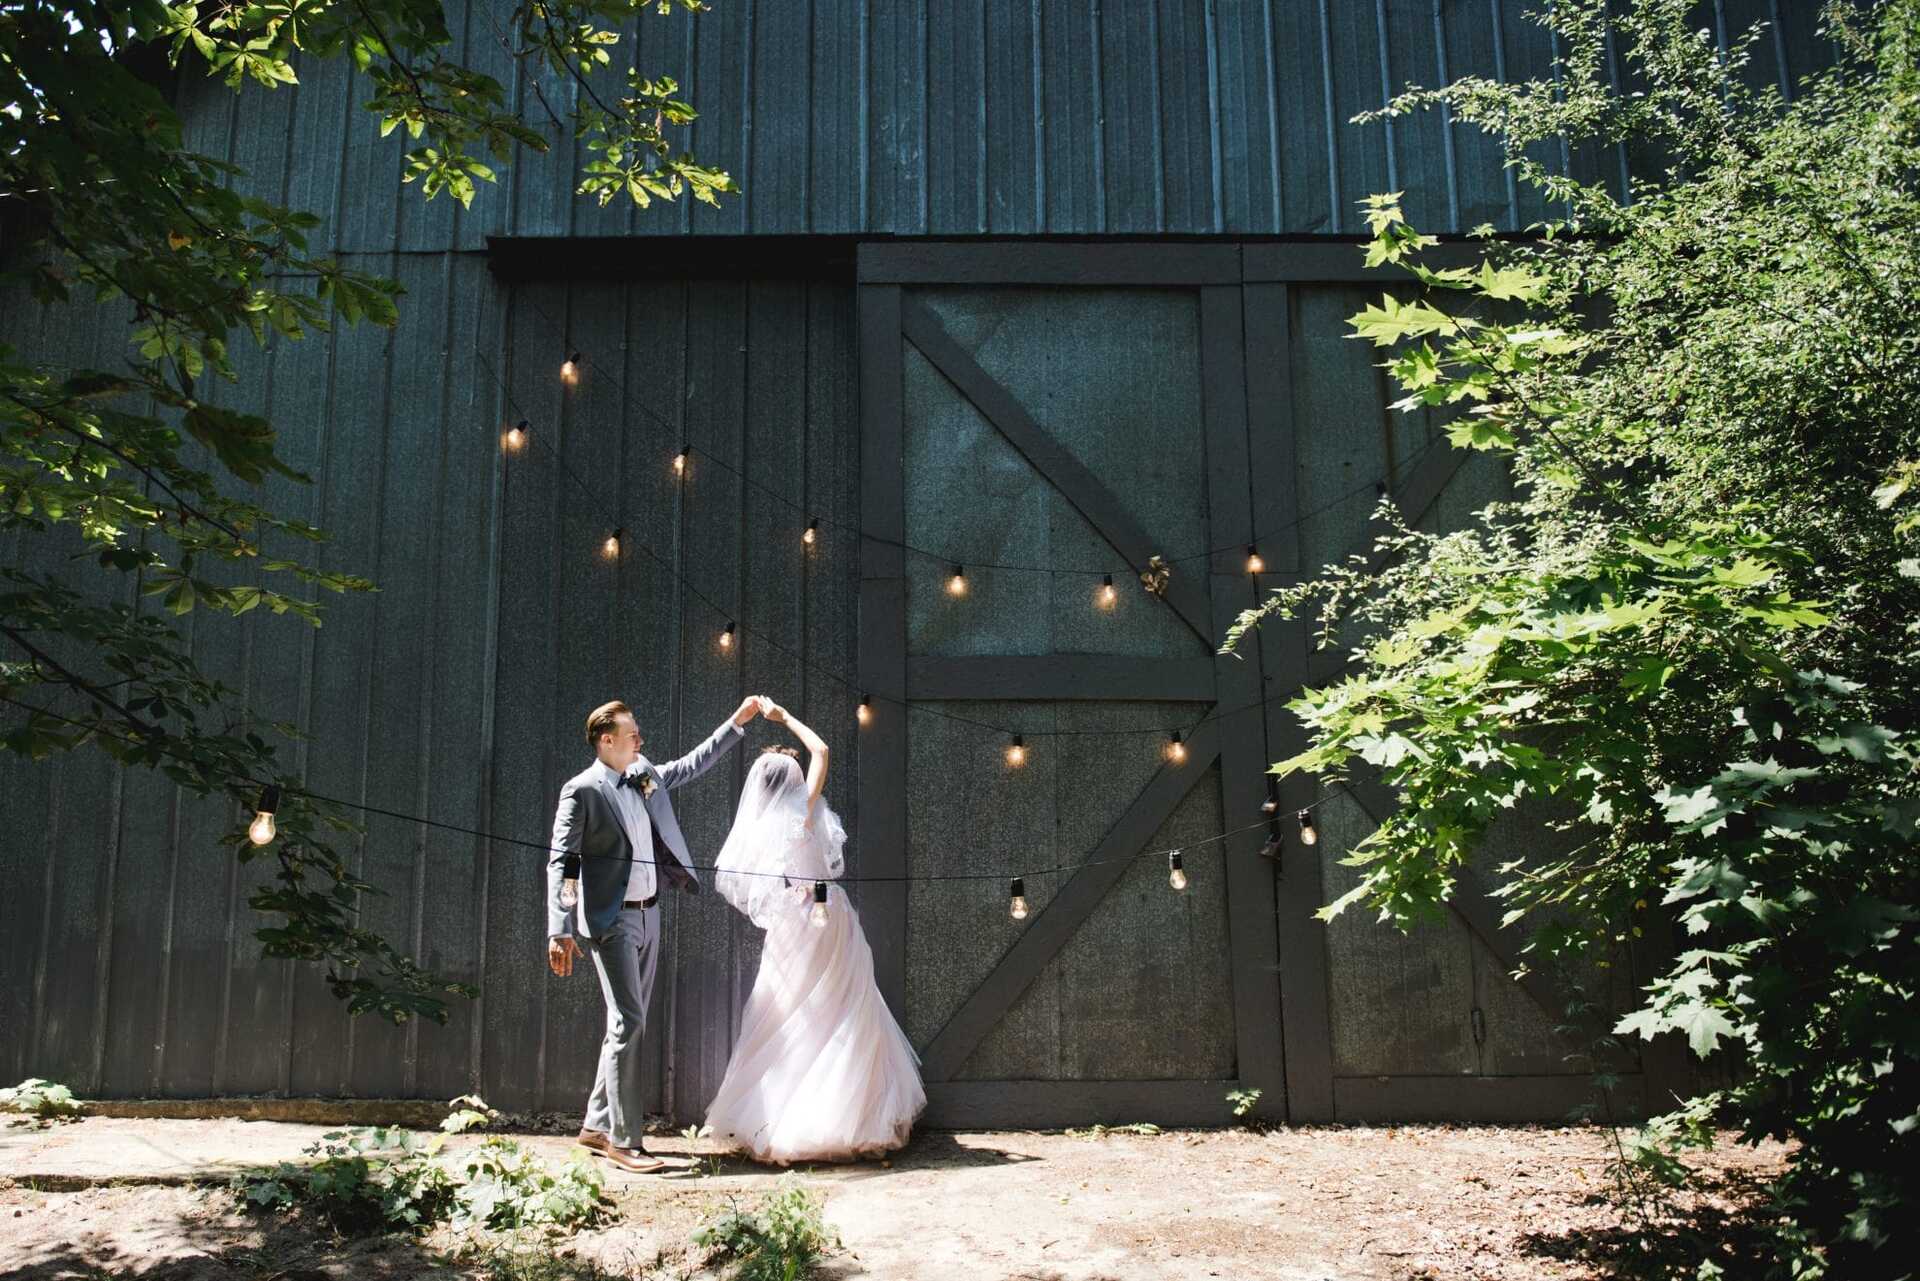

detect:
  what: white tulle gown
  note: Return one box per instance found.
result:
[704,754,925,1164]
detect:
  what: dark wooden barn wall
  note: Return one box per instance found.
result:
[0,268,861,1116]
[164,0,1832,249]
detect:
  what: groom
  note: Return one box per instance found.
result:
[547,695,761,1172]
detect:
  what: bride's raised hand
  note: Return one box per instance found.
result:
[763,700,789,724]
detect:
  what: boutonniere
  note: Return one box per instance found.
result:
[638,774,656,799]
[1139,554,1172,598]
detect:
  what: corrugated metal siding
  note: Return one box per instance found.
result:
[165,0,1831,249]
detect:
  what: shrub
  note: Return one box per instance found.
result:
[0,1078,82,1123]
[232,1097,609,1235]
[693,1176,839,1281]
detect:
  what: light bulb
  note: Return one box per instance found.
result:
[1009,877,1029,921]
[719,623,735,652]
[857,695,872,727]
[1168,850,1188,892]
[1098,574,1117,609]
[248,784,282,847]
[1261,796,1279,815]
[560,352,581,386]
[809,881,829,928]
[1297,808,1318,846]
[503,420,527,451]
[603,529,622,559]
[947,565,967,597]
[803,519,818,547]
[1259,834,1284,861]
[1006,736,1026,768]
[1246,545,1265,575]
[1166,732,1187,764]
[673,446,689,477]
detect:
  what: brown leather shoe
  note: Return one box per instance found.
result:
[600,1142,665,1173]
[576,1128,611,1154]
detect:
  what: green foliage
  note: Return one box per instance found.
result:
[1225,1088,1262,1119]
[0,1078,82,1123]
[693,1176,839,1281]
[232,1097,610,1235]
[0,0,734,1021]
[1063,1121,1163,1139]
[1226,2,1920,1274]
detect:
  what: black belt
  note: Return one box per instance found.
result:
[623,894,658,910]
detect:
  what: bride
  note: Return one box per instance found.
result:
[704,696,926,1164]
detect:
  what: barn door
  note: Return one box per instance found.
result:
[853,245,1286,1128]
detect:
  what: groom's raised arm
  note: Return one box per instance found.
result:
[547,780,584,940]
[656,697,759,790]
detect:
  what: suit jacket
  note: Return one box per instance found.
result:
[547,717,745,940]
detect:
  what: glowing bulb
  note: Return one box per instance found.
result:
[673,446,689,477]
[803,519,819,547]
[1098,574,1117,610]
[248,784,282,847]
[1246,545,1265,575]
[1297,808,1319,846]
[1009,877,1029,921]
[1166,732,1187,764]
[1168,850,1188,892]
[857,695,872,727]
[947,565,967,597]
[503,420,527,451]
[560,351,582,386]
[719,622,736,652]
[809,881,829,928]
[1006,736,1026,768]
[603,529,623,559]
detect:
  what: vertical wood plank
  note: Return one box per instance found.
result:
[857,282,908,1016]
[1199,283,1286,1122]
[1242,280,1335,1121]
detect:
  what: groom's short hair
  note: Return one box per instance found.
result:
[585,700,631,747]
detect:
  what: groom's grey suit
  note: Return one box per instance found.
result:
[548,717,745,1147]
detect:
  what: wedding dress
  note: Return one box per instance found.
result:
[704,753,925,1163]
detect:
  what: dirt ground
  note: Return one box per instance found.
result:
[0,1117,1790,1280]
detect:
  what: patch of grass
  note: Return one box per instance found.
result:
[693,1175,838,1281]
[1063,1122,1163,1139]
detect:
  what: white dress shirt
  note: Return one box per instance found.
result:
[594,758,656,903]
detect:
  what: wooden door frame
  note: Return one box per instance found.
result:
[855,240,1667,1128]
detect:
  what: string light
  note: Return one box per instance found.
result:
[603,528,623,559]
[1246,545,1265,575]
[803,518,819,548]
[857,694,872,727]
[560,352,582,387]
[248,784,282,847]
[1167,850,1188,891]
[1165,731,1188,764]
[1097,574,1117,610]
[1297,808,1319,846]
[809,880,829,928]
[719,621,736,652]
[503,420,528,451]
[1259,832,1285,860]
[673,445,689,477]
[1009,877,1029,921]
[947,565,968,597]
[1005,735,1027,768]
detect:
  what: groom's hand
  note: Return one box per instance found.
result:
[547,936,581,978]
[732,695,762,728]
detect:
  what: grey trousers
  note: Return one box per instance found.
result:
[580,904,659,1147]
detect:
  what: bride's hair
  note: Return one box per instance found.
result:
[751,748,803,802]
